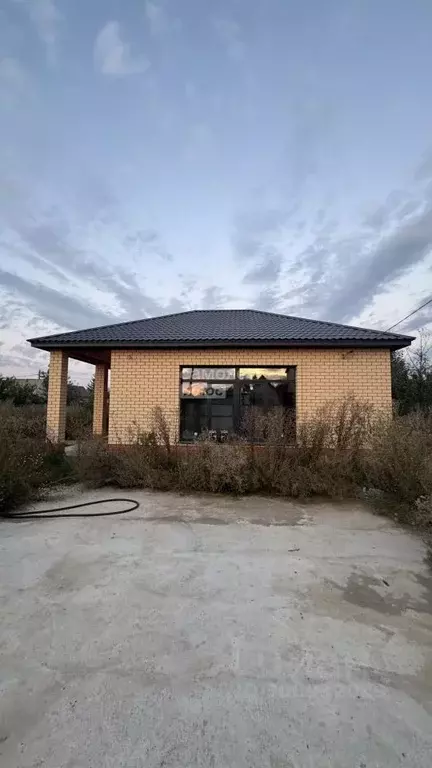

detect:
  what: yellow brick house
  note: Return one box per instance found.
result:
[28,309,413,444]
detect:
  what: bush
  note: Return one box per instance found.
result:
[72,401,371,499]
[363,410,432,526]
[111,432,176,491]
[73,437,113,488]
[70,401,432,530]
[66,403,92,441]
[177,438,251,494]
[0,404,73,514]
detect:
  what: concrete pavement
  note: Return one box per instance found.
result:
[1,489,431,767]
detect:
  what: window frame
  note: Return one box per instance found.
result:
[179,365,296,442]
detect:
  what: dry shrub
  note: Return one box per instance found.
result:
[66,403,92,441]
[364,410,432,526]
[112,434,175,490]
[0,402,46,440]
[241,408,294,493]
[300,398,373,457]
[245,399,372,497]
[0,403,72,514]
[73,401,373,498]
[81,410,177,491]
[71,402,432,529]
[286,398,373,497]
[74,438,113,488]
[152,406,173,453]
[414,495,432,528]
[177,437,250,494]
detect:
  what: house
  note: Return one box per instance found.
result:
[15,375,46,398]
[28,309,414,444]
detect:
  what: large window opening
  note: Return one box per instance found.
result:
[180,366,296,442]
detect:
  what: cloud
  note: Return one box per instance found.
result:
[242,252,282,285]
[414,151,432,183]
[0,268,113,330]
[0,56,26,87]
[8,215,165,320]
[123,229,173,261]
[0,179,191,344]
[253,287,283,312]
[14,0,60,63]
[278,191,432,325]
[0,56,28,104]
[145,0,168,37]
[398,295,432,333]
[233,207,290,262]
[325,203,432,322]
[201,286,232,309]
[231,154,432,327]
[213,17,245,61]
[94,21,149,76]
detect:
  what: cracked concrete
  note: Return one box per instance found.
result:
[1,487,432,767]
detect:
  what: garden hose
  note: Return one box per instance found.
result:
[1,498,140,520]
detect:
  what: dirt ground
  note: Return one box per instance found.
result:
[1,488,432,768]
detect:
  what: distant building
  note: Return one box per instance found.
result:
[15,376,46,397]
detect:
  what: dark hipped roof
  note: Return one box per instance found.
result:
[28,309,414,351]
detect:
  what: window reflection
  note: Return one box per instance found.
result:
[179,365,296,441]
[238,367,289,380]
[181,367,235,381]
[181,382,233,399]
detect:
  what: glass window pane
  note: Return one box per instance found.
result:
[181,367,235,381]
[210,415,233,430]
[180,400,208,441]
[181,382,234,398]
[240,380,295,409]
[238,367,289,380]
[180,383,234,440]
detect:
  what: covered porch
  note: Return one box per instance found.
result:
[46,348,111,443]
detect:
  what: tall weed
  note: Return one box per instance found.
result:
[0,403,72,514]
[70,401,432,529]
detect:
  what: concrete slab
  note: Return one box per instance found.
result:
[1,488,431,767]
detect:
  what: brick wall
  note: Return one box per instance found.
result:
[108,347,392,444]
[46,350,68,442]
[93,363,108,435]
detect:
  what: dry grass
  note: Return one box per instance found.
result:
[4,399,429,530]
[362,410,432,526]
[72,399,432,531]
[0,404,72,514]
[66,403,92,441]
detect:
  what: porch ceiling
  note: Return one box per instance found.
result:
[57,347,111,367]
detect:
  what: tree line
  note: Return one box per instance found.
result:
[391,331,432,413]
[0,370,94,408]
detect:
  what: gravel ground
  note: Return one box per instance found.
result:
[1,487,432,768]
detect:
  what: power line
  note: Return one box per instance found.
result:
[386,297,432,332]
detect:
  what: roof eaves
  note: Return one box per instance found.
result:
[30,336,413,351]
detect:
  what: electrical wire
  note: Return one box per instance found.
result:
[1,498,140,520]
[386,297,432,331]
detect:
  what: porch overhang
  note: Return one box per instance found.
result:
[29,345,111,367]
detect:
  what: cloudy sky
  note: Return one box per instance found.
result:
[1,0,432,382]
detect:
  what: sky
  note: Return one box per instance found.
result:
[1,0,432,383]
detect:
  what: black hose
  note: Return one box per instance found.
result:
[1,498,140,520]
